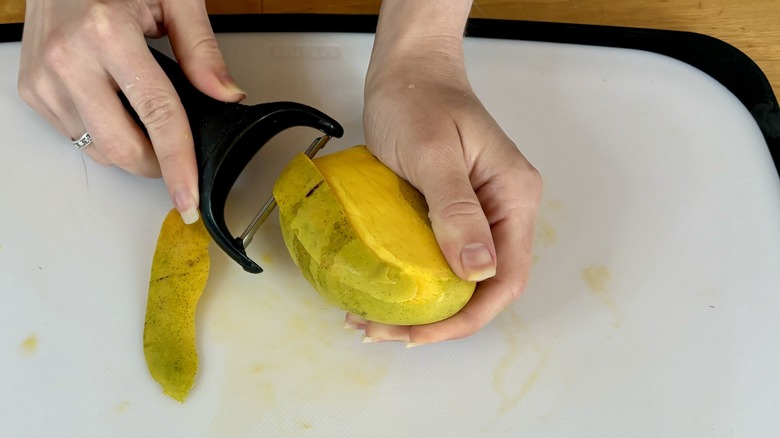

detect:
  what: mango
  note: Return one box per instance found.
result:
[273,145,475,325]
[143,209,210,402]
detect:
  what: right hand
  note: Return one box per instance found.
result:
[359,37,542,345]
[18,0,245,223]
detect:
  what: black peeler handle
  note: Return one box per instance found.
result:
[121,46,344,273]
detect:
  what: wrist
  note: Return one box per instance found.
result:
[366,0,472,92]
[374,0,472,41]
[368,1,471,68]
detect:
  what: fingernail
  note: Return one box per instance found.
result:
[226,83,246,98]
[362,332,409,343]
[344,321,365,330]
[174,190,199,225]
[344,315,367,330]
[461,243,496,281]
[220,73,246,98]
[406,342,427,348]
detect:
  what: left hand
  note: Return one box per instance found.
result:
[353,31,543,345]
[18,0,245,224]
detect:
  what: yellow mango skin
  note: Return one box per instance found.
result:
[144,209,210,402]
[273,146,475,325]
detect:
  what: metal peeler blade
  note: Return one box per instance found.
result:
[122,47,344,274]
[239,134,331,249]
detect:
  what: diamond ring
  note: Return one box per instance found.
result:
[72,132,93,150]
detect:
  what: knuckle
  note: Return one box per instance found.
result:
[189,35,221,57]
[134,93,179,130]
[17,80,37,105]
[154,147,185,165]
[87,151,111,167]
[17,69,51,109]
[41,35,72,73]
[43,3,117,65]
[506,281,524,303]
[83,3,122,41]
[41,3,126,73]
[521,164,543,195]
[501,153,543,202]
[101,138,140,169]
[456,309,485,339]
[437,198,484,222]
[494,270,528,305]
[525,163,543,185]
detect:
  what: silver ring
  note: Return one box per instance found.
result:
[72,132,93,150]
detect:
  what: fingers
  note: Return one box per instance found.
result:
[358,189,539,345]
[411,215,538,343]
[344,313,368,330]
[66,76,161,178]
[17,76,71,138]
[42,26,174,181]
[20,1,205,223]
[411,136,497,282]
[23,35,165,175]
[410,149,541,344]
[163,0,245,102]
[99,38,200,223]
[45,84,113,168]
[359,282,513,346]
[352,142,542,345]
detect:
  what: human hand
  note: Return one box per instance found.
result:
[352,1,542,345]
[17,0,245,223]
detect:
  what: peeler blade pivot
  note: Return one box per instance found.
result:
[239,135,332,250]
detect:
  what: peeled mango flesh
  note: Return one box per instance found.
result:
[143,208,210,402]
[273,145,475,325]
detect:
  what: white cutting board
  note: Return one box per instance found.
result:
[2,32,779,437]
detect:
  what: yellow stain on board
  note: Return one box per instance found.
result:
[492,311,549,415]
[248,363,265,375]
[582,265,621,328]
[534,219,558,247]
[260,251,274,265]
[114,401,131,415]
[206,219,395,436]
[19,334,38,356]
[530,198,566,263]
[582,265,610,293]
[534,197,567,248]
[546,199,565,212]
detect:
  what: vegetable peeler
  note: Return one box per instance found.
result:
[123,47,344,274]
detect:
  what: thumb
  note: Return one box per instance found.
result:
[414,149,497,282]
[163,0,245,102]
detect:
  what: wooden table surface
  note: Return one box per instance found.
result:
[3,0,778,98]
